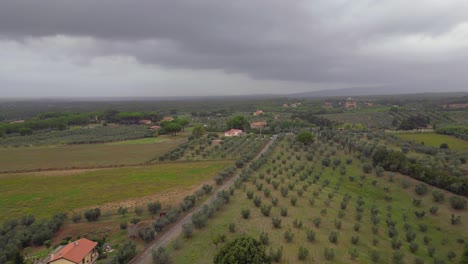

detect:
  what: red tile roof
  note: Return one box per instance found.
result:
[49,238,97,264]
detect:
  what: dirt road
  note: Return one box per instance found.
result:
[130,135,277,264]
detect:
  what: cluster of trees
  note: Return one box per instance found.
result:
[397,114,431,130]
[291,111,335,128]
[157,118,189,136]
[0,213,67,263]
[0,112,98,135]
[371,147,467,196]
[103,110,158,124]
[436,125,468,141]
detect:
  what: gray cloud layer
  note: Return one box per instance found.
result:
[1,0,467,96]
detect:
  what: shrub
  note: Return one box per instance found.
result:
[192,211,208,228]
[272,217,282,228]
[349,248,359,260]
[406,230,416,242]
[334,219,342,230]
[134,206,144,216]
[449,196,467,210]
[259,232,269,245]
[284,229,294,243]
[280,207,288,217]
[415,184,428,196]
[147,202,162,214]
[409,242,419,253]
[247,190,254,199]
[261,205,272,217]
[72,213,82,223]
[290,196,297,206]
[130,218,141,224]
[120,222,127,230]
[84,208,101,222]
[152,246,170,264]
[253,196,262,207]
[213,236,269,264]
[298,246,309,261]
[432,190,445,203]
[313,217,321,228]
[328,231,338,244]
[362,163,373,173]
[241,208,250,219]
[306,229,315,242]
[324,248,335,261]
[228,222,236,233]
[430,206,439,215]
[414,210,425,219]
[271,197,278,206]
[392,251,404,264]
[391,238,402,250]
[369,250,380,263]
[451,214,461,225]
[413,198,422,207]
[353,223,360,232]
[447,251,456,261]
[270,247,283,262]
[138,226,155,243]
[293,219,303,229]
[351,236,359,245]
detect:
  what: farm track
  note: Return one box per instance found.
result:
[130,135,277,264]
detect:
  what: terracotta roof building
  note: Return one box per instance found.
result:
[161,117,174,122]
[250,121,267,129]
[47,238,98,264]
[224,129,243,137]
[139,119,152,125]
[253,110,264,116]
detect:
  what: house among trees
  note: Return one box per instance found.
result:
[150,125,161,130]
[344,101,357,108]
[250,121,267,129]
[253,110,264,116]
[46,238,98,264]
[446,103,468,108]
[160,117,174,122]
[224,129,243,137]
[139,119,152,125]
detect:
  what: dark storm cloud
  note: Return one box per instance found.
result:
[1,0,468,91]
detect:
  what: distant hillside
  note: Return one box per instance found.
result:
[287,86,468,98]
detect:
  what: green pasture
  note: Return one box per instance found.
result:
[396,133,468,151]
[108,137,169,145]
[0,160,231,221]
[0,138,185,172]
[169,138,467,264]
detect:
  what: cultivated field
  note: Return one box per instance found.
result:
[0,137,185,172]
[168,136,467,263]
[396,132,468,151]
[0,160,231,221]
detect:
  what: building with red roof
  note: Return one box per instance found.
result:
[47,238,98,264]
[224,129,243,137]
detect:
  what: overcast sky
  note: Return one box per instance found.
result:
[1,0,467,97]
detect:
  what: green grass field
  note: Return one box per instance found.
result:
[0,160,231,221]
[0,138,185,172]
[108,137,169,145]
[396,132,468,151]
[169,137,467,264]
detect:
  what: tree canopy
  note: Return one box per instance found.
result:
[192,124,206,139]
[226,115,249,130]
[296,131,314,145]
[213,236,270,264]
